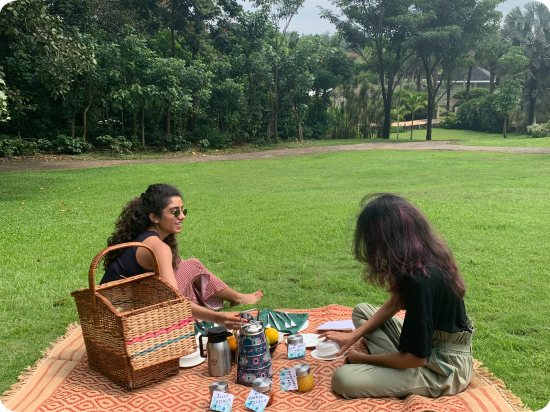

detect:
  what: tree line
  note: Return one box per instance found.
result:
[0,0,549,155]
[0,0,354,153]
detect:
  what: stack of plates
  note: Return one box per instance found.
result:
[179,335,206,368]
[311,340,345,361]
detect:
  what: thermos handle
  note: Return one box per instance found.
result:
[199,333,207,359]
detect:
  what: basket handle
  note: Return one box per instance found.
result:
[88,242,161,325]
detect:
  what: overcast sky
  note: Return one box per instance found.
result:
[238,0,550,36]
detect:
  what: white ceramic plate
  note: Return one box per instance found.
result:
[179,352,206,368]
[311,349,345,361]
[297,320,309,333]
[285,333,319,348]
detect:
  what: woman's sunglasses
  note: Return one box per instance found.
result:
[169,207,188,217]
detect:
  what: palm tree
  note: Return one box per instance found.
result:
[501,2,550,125]
[402,92,427,140]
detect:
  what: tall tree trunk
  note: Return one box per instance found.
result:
[121,111,124,133]
[133,112,137,137]
[268,85,275,140]
[141,106,145,148]
[410,111,415,140]
[489,63,496,94]
[171,28,175,58]
[528,67,537,125]
[382,98,392,140]
[167,108,171,135]
[83,79,94,142]
[17,116,21,140]
[446,79,452,111]
[503,115,507,138]
[426,100,434,140]
[290,102,303,141]
[274,63,279,142]
[465,65,473,101]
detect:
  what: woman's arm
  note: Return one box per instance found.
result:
[319,296,401,356]
[139,237,242,330]
[347,350,427,369]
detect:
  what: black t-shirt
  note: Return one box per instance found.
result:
[398,266,470,359]
[100,231,159,285]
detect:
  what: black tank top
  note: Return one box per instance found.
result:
[100,231,159,284]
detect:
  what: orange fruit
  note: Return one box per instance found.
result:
[228,335,237,352]
[265,328,279,345]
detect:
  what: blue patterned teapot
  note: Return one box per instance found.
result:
[236,309,273,386]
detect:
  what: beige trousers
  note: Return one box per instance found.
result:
[331,303,474,399]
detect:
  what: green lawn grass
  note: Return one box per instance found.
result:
[1,149,549,410]
[426,129,550,147]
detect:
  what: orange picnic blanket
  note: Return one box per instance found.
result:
[2,305,526,412]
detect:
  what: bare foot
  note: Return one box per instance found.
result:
[230,290,263,307]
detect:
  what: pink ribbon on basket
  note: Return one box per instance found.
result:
[125,317,194,345]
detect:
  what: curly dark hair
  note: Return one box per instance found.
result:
[103,184,182,271]
[353,193,466,308]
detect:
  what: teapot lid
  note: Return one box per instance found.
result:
[242,322,263,334]
[207,326,232,343]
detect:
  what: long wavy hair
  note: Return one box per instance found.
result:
[103,184,182,270]
[353,193,466,308]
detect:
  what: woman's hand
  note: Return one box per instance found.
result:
[347,349,369,364]
[217,312,243,330]
[318,330,361,357]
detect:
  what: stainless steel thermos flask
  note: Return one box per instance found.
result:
[199,326,233,377]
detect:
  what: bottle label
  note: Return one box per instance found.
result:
[279,368,298,391]
[288,343,306,359]
[244,389,270,412]
[210,391,234,412]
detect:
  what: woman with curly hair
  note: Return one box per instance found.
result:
[100,183,263,330]
[321,193,474,399]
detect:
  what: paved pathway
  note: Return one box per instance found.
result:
[1,141,549,173]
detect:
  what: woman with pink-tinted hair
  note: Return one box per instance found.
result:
[322,193,473,399]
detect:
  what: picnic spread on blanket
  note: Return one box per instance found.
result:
[1,305,526,412]
[1,243,529,412]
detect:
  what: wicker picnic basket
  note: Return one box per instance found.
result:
[71,242,196,389]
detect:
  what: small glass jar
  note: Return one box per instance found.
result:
[286,335,304,359]
[252,377,273,407]
[209,381,229,403]
[294,364,314,393]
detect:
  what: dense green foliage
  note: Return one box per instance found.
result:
[526,122,550,138]
[501,2,550,125]
[439,113,459,129]
[1,0,549,150]
[0,0,354,150]
[456,94,505,133]
[453,88,490,101]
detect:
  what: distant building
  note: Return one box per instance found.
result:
[416,66,491,110]
[447,67,491,92]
